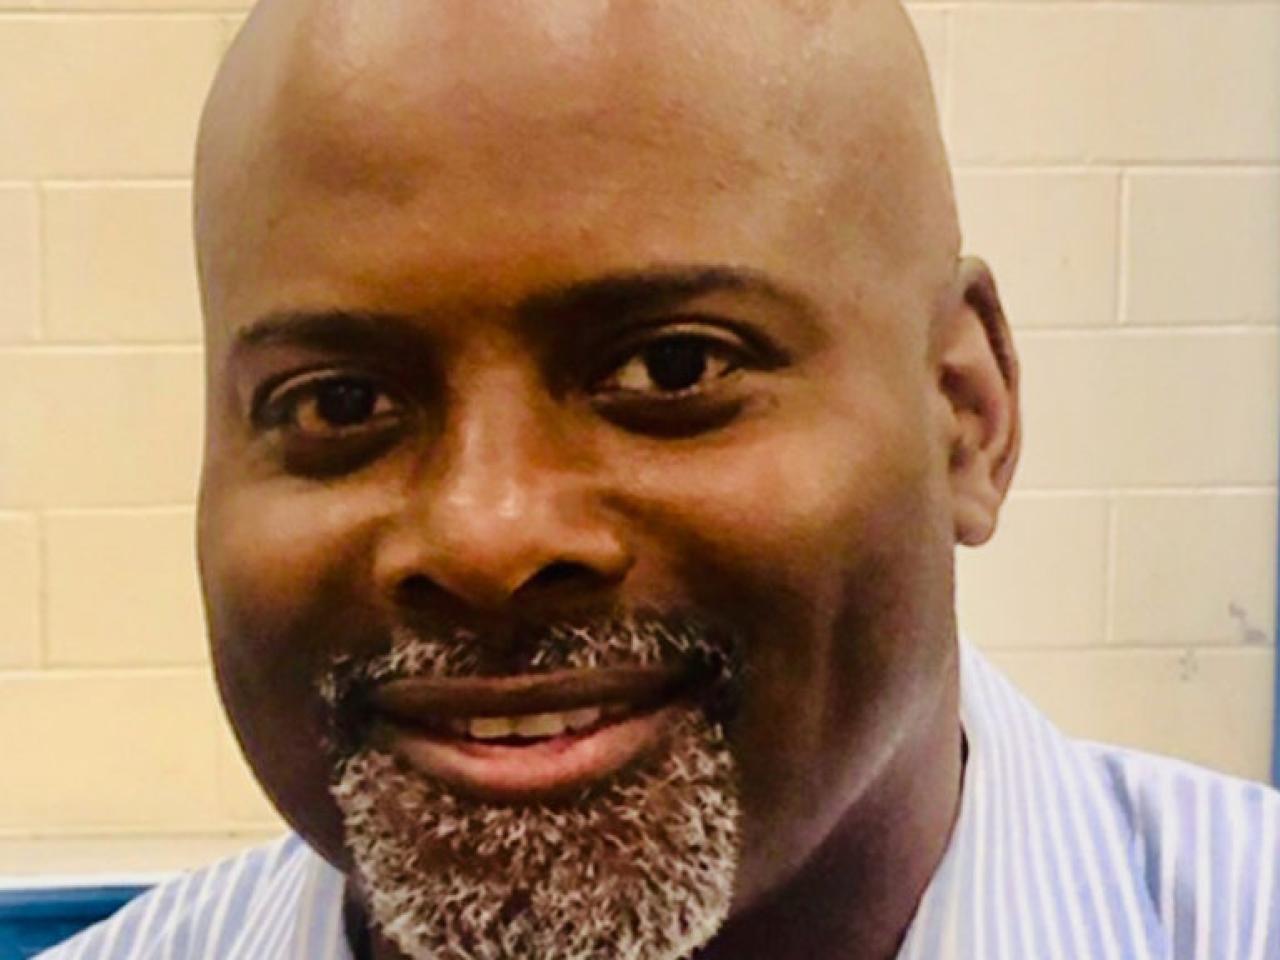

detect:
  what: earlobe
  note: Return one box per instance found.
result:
[938,257,1021,546]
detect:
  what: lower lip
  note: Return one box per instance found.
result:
[373,704,685,801]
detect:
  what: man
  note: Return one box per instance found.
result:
[41,0,1280,958]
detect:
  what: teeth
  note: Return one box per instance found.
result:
[469,716,515,739]
[457,705,613,741]
[564,706,602,731]
[514,712,567,738]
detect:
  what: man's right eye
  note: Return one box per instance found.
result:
[254,372,409,453]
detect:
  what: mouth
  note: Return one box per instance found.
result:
[362,664,702,801]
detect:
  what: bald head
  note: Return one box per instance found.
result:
[194,0,957,341]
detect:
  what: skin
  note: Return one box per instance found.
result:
[194,1,1021,958]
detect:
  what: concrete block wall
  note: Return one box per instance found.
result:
[911,1,1280,783]
[0,0,1275,870]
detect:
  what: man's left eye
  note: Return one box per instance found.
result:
[599,335,741,396]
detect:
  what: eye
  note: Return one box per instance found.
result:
[599,334,742,396]
[258,373,404,439]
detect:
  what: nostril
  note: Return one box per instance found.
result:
[523,561,595,593]
[395,573,438,608]
[392,562,606,611]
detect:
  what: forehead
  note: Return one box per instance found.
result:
[198,0,946,337]
[274,0,868,157]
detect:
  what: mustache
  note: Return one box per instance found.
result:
[321,609,743,745]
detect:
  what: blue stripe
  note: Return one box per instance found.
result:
[1206,777,1232,959]
[1171,774,1198,955]
[1273,468,1280,788]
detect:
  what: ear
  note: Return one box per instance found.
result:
[935,257,1021,546]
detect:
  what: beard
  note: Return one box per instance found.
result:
[325,613,743,960]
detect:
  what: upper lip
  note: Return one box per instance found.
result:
[366,664,694,722]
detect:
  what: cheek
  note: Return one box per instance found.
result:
[200,479,402,736]
[198,481,393,867]
[202,480,393,627]
[613,393,942,733]
[616,388,938,595]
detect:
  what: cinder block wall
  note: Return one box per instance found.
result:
[0,1,1275,870]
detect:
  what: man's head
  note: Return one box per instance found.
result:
[194,1,1019,956]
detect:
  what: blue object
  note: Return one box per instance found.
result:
[1274,469,1280,788]
[0,885,150,959]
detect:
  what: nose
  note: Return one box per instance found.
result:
[372,384,632,614]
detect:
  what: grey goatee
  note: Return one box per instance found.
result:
[326,614,742,960]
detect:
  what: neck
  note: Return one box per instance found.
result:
[697,684,964,960]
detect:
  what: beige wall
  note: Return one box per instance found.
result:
[0,0,1276,874]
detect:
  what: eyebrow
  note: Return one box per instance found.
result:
[231,264,817,355]
[233,309,430,354]
[517,265,818,327]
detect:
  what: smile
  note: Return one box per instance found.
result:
[365,665,697,801]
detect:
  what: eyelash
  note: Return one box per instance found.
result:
[590,323,761,394]
[252,370,404,434]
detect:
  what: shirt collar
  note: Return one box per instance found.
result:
[897,642,1166,960]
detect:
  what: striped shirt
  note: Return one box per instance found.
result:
[39,644,1280,959]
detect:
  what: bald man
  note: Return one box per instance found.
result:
[39,2,1280,959]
